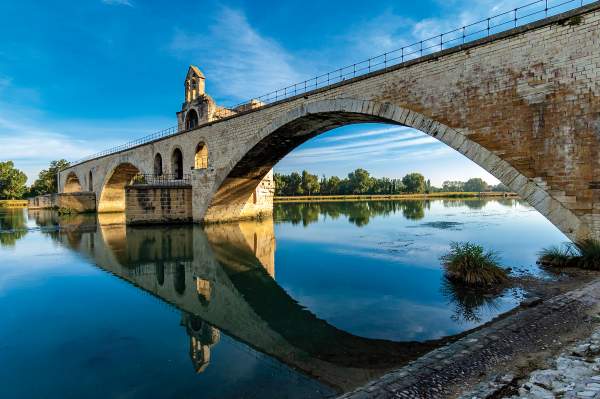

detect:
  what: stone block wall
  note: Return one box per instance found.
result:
[125,186,192,224]
[28,193,96,213]
[28,194,54,209]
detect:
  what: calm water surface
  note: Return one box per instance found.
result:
[0,199,567,398]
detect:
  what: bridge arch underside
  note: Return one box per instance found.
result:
[64,172,83,193]
[208,101,592,241]
[98,162,141,213]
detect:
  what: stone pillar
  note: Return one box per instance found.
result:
[191,168,216,223]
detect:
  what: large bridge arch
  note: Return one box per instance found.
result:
[98,161,142,213]
[206,99,588,240]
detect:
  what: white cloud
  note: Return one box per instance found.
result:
[169,7,309,103]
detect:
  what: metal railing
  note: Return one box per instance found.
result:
[72,125,179,165]
[130,173,191,187]
[71,0,594,167]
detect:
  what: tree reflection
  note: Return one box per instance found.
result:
[274,200,427,227]
[401,201,426,220]
[0,209,28,247]
[440,277,503,323]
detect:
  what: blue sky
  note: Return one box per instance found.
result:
[0,0,537,185]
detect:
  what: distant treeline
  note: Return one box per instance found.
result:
[274,169,509,196]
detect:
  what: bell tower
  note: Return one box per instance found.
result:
[184,65,205,102]
[177,65,237,130]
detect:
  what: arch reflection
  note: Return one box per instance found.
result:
[33,212,450,392]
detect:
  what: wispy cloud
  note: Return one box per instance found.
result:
[336,0,537,62]
[101,0,133,7]
[320,126,406,143]
[280,126,445,166]
[168,7,309,103]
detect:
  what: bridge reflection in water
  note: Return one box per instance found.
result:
[27,210,448,392]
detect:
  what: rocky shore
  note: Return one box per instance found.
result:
[462,326,600,398]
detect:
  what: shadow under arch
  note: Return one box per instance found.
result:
[98,162,141,213]
[64,171,83,193]
[206,99,587,241]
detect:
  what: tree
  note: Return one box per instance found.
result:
[274,173,288,196]
[29,159,70,196]
[347,168,373,194]
[301,170,320,196]
[492,183,510,192]
[288,172,303,195]
[463,178,489,192]
[0,161,27,199]
[402,172,426,193]
[321,175,341,195]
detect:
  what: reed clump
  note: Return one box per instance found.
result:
[440,241,508,287]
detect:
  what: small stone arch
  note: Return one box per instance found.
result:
[185,109,199,130]
[64,172,82,193]
[98,162,141,213]
[171,148,184,180]
[206,99,587,241]
[154,153,163,176]
[194,142,208,169]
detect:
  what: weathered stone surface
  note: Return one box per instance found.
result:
[28,192,96,213]
[125,186,192,224]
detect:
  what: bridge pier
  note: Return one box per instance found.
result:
[197,169,275,224]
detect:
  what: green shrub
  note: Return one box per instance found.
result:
[440,242,508,287]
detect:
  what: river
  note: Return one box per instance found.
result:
[0,198,567,398]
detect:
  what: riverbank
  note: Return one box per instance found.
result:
[0,200,28,208]
[274,192,518,203]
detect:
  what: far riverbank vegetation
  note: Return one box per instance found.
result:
[274,169,510,197]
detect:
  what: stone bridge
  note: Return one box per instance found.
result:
[58,3,600,241]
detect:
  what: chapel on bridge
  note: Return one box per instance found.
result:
[176,65,263,131]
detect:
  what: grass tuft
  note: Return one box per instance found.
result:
[576,239,600,270]
[440,241,508,287]
[538,239,600,270]
[537,244,576,268]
